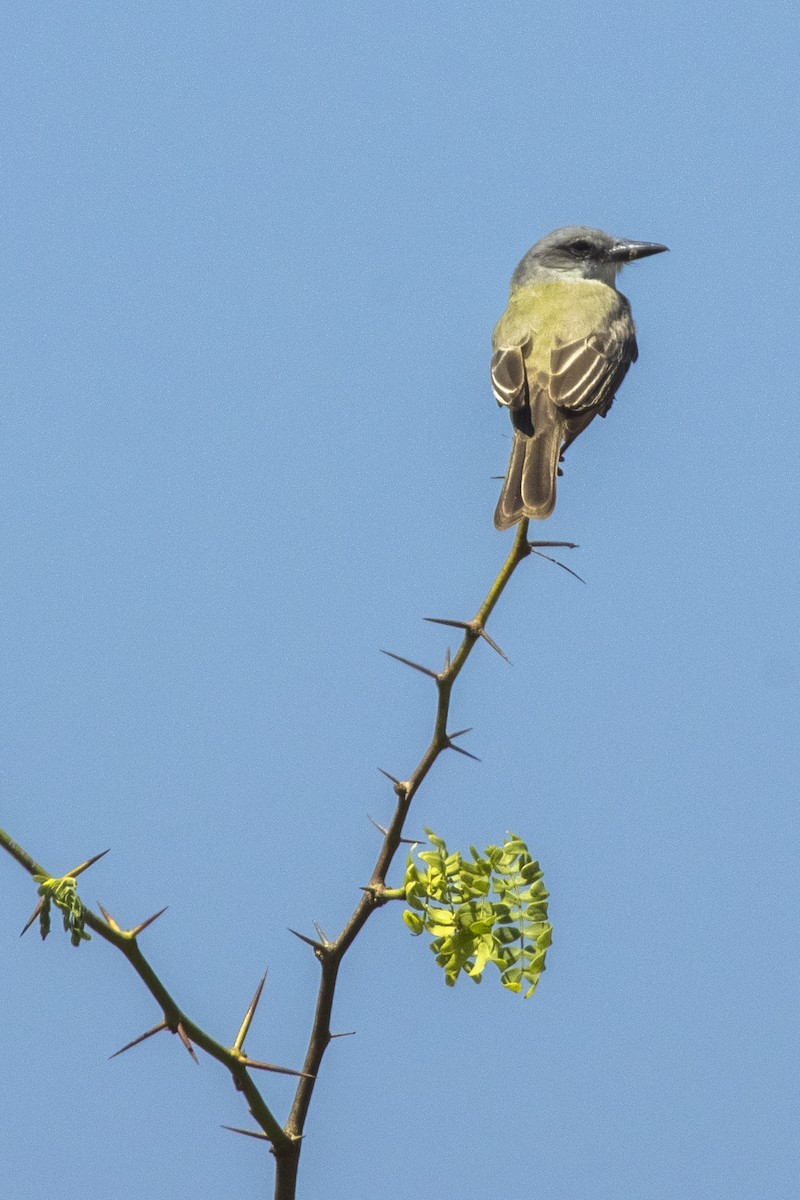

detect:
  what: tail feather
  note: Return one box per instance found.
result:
[494,418,563,530]
[494,432,527,530]
[520,417,562,519]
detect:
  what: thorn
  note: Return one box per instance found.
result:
[288,928,325,953]
[66,848,111,879]
[448,743,481,761]
[329,1030,357,1039]
[312,922,331,947]
[129,906,169,938]
[359,882,396,903]
[234,971,268,1053]
[222,1125,271,1142]
[97,904,122,932]
[527,540,579,549]
[446,729,481,762]
[425,616,510,663]
[176,1021,199,1063]
[367,815,418,845]
[109,1021,168,1059]
[528,547,586,584]
[241,1058,315,1079]
[443,646,451,671]
[478,628,511,663]
[424,616,471,632]
[20,899,44,938]
[377,768,408,797]
[380,650,439,680]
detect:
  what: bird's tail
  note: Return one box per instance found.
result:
[494,419,563,530]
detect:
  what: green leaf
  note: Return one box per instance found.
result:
[403,911,425,935]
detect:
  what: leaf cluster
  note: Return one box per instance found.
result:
[402,830,551,998]
[33,873,91,946]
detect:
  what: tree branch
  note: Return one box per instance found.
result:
[0,828,292,1155]
[281,520,538,1167]
[1,517,582,1200]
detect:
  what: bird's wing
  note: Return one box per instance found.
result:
[490,336,533,409]
[547,321,638,417]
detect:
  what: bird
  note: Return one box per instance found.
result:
[492,226,667,530]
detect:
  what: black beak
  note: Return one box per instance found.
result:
[607,239,669,263]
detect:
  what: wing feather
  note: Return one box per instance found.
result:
[547,322,638,416]
[491,336,533,409]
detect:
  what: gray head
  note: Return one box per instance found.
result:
[511,226,668,290]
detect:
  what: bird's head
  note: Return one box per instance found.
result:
[511,226,668,289]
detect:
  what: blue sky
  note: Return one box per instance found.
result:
[1,3,798,1197]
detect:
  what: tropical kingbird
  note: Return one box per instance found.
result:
[492,226,667,529]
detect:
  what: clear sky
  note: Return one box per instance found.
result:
[1,3,798,1198]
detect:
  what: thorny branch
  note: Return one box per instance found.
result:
[276,519,580,1195]
[1,518,580,1200]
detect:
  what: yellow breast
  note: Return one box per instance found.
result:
[492,279,628,359]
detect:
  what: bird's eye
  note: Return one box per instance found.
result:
[569,239,592,255]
